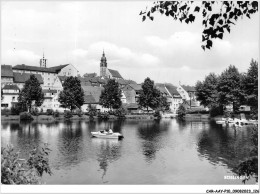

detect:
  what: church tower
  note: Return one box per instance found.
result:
[100,50,107,77]
[40,53,47,68]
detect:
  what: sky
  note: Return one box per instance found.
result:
[1,1,259,86]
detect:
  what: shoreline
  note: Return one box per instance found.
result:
[1,114,156,123]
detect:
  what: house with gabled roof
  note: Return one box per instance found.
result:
[1,65,14,87]
[81,85,109,112]
[1,84,20,109]
[13,72,44,90]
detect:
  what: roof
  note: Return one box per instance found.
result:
[108,69,123,79]
[82,86,104,103]
[42,89,58,93]
[81,81,92,86]
[2,84,19,90]
[83,73,97,78]
[129,84,142,91]
[13,64,69,73]
[165,85,180,96]
[48,64,69,72]
[84,94,97,104]
[156,85,169,95]
[58,76,68,82]
[181,85,196,92]
[1,65,14,77]
[13,64,56,73]
[124,103,139,109]
[13,73,44,84]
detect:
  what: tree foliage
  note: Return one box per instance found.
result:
[217,65,243,112]
[195,73,219,108]
[18,75,44,112]
[58,76,84,111]
[140,1,258,50]
[177,103,186,119]
[1,144,52,184]
[236,125,258,183]
[241,59,258,117]
[158,95,170,112]
[138,77,161,111]
[100,79,122,110]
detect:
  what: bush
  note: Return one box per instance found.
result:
[114,107,127,119]
[10,106,20,115]
[108,110,115,115]
[40,108,44,115]
[64,111,73,120]
[87,106,97,120]
[1,144,52,184]
[210,105,224,117]
[46,109,54,116]
[154,110,161,119]
[31,108,39,116]
[19,112,34,121]
[1,108,11,116]
[76,109,83,117]
[177,104,186,119]
[53,110,60,118]
[97,112,109,120]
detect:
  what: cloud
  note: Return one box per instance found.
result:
[2,49,41,65]
[71,49,88,57]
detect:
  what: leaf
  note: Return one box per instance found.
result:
[189,14,195,23]
[179,4,187,11]
[142,16,146,22]
[206,39,213,48]
[194,6,200,12]
[252,1,258,9]
[218,19,223,25]
[218,33,223,39]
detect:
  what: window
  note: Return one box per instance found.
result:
[1,104,8,108]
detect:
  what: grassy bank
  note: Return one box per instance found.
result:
[1,114,155,123]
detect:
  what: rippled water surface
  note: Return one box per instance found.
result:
[1,119,256,184]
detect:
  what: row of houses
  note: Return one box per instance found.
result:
[1,52,200,114]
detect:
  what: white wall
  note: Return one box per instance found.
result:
[58,64,79,77]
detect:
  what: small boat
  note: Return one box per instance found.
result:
[91,129,124,140]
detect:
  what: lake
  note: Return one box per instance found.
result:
[1,119,256,184]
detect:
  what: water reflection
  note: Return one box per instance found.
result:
[137,120,170,163]
[197,123,253,172]
[92,138,122,183]
[1,119,256,184]
[55,121,85,169]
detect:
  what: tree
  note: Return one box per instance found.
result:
[17,75,44,112]
[158,95,170,112]
[138,77,161,111]
[1,143,52,184]
[140,1,258,50]
[99,79,122,110]
[58,76,84,112]
[177,103,186,119]
[241,59,258,118]
[195,73,219,108]
[216,65,244,112]
[236,125,258,183]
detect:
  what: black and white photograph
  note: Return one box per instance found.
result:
[1,1,259,193]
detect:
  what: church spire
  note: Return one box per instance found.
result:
[100,50,107,77]
[40,52,47,68]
